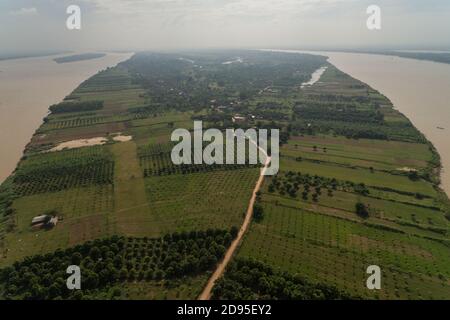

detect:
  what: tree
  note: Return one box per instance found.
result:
[355,202,369,218]
[302,191,308,200]
[119,268,128,280]
[230,226,239,238]
[89,246,101,260]
[408,170,419,181]
[312,193,319,202]
[48,283,61,298]
[71,252,82,265]
[253,204,264,222]
[84,271,99,289]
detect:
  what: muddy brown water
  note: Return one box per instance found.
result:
[0,52,133,183]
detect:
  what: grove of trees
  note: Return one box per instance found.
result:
[0,228,238,300]
[49,101,104,114]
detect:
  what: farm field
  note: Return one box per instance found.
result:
[279,157,437,197]
[123,275,208,300]
[238,203,450,299]
[0,50,449,300]
[1,51,328,299]
[1,60,253,246]
[141,168,259,236]
[283,135,432,172]
[232,64,450,300]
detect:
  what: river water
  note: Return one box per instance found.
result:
[323,52,450,196]
[301,66,328,88]
[0,52,133,183]
[273,50,450,196]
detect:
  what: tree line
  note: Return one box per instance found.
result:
[49,100,103,114]
[268,171,370,201]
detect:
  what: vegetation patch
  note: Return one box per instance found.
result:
[0,229,237,300]
[212,258,356,300]
[49,100,104,114]
[13,147,114,196]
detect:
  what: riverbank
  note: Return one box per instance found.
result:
[267,49,450,197]
[0,52,134,183]
[323,52,450,197]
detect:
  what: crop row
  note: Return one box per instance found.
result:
[0,229,237,300]
[140,150,260,177]
[14,153,114,196]
[239,203,450,299]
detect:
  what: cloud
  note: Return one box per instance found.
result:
[82,0,353,18]
[2,0,449,52]
[9,7,38,16]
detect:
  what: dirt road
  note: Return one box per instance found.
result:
[198,147,271,300]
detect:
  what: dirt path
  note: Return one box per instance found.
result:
[198,146,271,300]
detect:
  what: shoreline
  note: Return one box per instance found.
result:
[0,52,134,184]
[264,49,450,198]
[322,52,450,198]
[326,61,448,198]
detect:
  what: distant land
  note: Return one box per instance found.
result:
[53,53,107,64]
[0,51,70,61]
[322,50,450,65]
[378,51,450,65]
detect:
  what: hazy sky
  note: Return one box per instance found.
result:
[1,0,450,53]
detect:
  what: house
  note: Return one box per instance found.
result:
[31,214,58,229]
[31,215,49,225]
[216,105,229,112]
[232,115,246,123]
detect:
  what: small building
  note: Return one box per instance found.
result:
[31,214,58,229]
[31,215,49,225]
[232,115,246,123]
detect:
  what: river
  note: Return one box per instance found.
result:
[0,52,133,183]
[272,49,450,196]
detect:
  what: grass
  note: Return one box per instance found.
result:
[280,157,437,197]
[140,168,259,236]
[123,275,208,300]
[1,184,114,266]
[284,135,431,171]
[112,141,152,236]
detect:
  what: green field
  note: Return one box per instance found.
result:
[233,64,450,300]
[239,203,450,299]
[1,51,449,300]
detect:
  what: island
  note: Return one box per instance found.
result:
[0,50,449,300]
[53,53,107,64]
